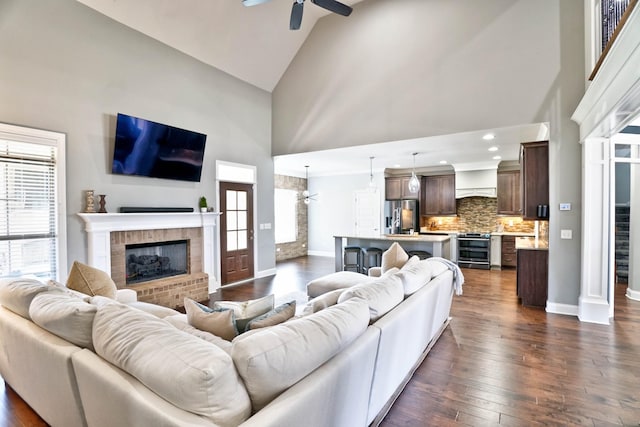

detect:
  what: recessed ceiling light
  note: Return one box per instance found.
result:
[393,164,401,168]
[482,133,495,141]
[488,146,499,152]
[439,160,447,164]
[493,155,502,160]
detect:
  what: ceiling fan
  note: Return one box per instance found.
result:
[242,0,353,31]
[301,165,318,204]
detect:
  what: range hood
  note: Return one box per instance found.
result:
[454,163,498,198]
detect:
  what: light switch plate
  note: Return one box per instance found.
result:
[561,229,572,239]
[559,203,571,211]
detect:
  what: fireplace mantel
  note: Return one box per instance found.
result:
[77,212,221,293]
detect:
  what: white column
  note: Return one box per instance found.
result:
[201,214,220,293]
[579,137,611,324]
[627,144,640,300]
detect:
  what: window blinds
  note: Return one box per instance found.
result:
[0,138,58,279]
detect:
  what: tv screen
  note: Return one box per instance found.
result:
[112,113,207,182]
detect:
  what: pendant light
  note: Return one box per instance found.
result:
[408,152,420,193]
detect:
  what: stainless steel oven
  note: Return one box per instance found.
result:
[457,233,491,269]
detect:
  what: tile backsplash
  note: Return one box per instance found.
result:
[421,197,537,233]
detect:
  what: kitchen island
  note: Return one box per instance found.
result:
[333,234,451,272]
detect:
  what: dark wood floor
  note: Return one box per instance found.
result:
[2,256,639,426]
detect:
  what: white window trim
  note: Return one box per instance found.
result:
[0,123,67,281]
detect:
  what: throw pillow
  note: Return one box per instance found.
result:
[337,274,404,322]
[184,298,238,341]
[213,294,274,332]
[245,301,296,332]
[381,242,409,273]
[66,261,117,299]
[302,288,346,315]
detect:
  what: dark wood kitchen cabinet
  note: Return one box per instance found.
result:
[497,170,521,215]
[385,177,419,200]
[517,248,548,307]
[520,141,549,220]
[420,174,456,216]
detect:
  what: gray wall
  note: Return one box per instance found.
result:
[0,0,275,277]
[274,0,585,307]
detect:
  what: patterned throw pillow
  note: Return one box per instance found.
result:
[183,298,238,341]
[213,294,274,332]
[244,301,296,332]
[66,261,117,299]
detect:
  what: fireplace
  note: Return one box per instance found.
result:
[126,240,188,285]
[77,212,220,309]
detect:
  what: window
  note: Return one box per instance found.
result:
[274,189,297,244]
[0,123,66,280]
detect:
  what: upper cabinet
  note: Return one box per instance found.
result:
[385,176,419,200]
[520,141,549,220]
[420,174,456,216]
[497,169,521,215]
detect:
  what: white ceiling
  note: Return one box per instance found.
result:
[77,0,549,177]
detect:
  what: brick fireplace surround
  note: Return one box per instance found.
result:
[77,212,219,309]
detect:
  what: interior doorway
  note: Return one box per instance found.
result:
[220,181,255,285]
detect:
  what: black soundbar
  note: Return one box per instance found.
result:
[119,207,194,213]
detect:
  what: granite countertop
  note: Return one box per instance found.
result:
[492,231,536,236]
[515,236,549,250]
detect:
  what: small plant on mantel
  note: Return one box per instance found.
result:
[199,196,208,213]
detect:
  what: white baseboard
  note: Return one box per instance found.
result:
[626,287,640,301]
[307,250,334,257]
[546,302,579,317]
[255,268,277,278]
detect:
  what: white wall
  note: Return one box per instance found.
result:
[307,171,385,256]
[273,0,585,308]
[0,0,275,276]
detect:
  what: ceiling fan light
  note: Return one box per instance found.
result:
[303,197,311,205]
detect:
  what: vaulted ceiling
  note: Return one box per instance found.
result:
[77,0,365,92]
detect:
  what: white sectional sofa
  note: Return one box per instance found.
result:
[0,252,462,427]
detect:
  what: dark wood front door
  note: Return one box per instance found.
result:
[220,182,254,284]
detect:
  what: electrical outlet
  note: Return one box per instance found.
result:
[561,229,572,239]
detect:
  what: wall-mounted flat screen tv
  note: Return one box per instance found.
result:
[112,113,207,182]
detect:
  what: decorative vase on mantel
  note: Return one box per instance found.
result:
[98,194,107,213]
[84,190,96,213]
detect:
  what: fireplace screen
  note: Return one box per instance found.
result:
[125,240,188,285]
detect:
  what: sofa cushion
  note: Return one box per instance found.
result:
[0,277,51,319]
[126,301,181,319]
[306,271,369,298]
[29,289,97,350]
[184,297,238,341]
[381,242,409,273]
[66,261,117,299]
[93,303,251,427]
[245,301,296,331]
[337,274,404,322]
[396,256,426,295]
[213,294,274,332]
[231,298,370,411]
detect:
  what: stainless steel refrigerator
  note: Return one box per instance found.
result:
[384,200,419,234]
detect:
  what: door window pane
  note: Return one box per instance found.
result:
[238,230,248,250]
[227,211,237,231]
[227,190,237,210]
[227,231,238,251]
[237,211,247,230]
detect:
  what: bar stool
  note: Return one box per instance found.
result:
[343,246,363,272]
[362,247,383,274]
[407,250,432,260]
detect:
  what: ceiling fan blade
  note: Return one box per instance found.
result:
[290,1,304,30]
[242,0,272,6]
[310,0,352,16]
